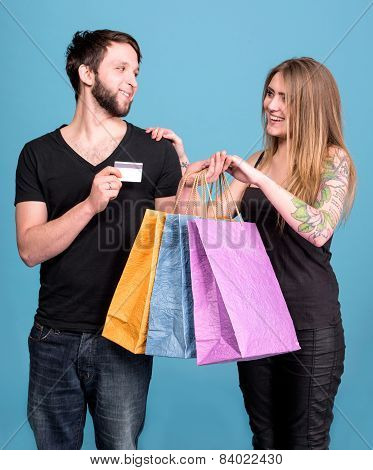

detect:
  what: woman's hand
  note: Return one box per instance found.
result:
[225,155,263,186]
[183,151,232,187]
[146,127,186,161]
[174,151,233,216]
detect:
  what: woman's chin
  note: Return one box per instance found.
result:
[266,126,286,139]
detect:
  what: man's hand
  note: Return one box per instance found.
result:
[85,166,123,214]
[15,167,123,267]
[183,151,232,187]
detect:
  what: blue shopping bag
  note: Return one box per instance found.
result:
[145,213,196,358]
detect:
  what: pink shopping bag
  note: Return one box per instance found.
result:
[187,217,300,365]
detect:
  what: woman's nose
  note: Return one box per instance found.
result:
[268,97,281,112]
[268,100,281,113]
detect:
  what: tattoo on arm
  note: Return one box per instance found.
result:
[181,161,189,170]
[291,149,350,244]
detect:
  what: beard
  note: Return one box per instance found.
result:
[91,75,132,117]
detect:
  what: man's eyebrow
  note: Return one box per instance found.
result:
[268,85,285,97]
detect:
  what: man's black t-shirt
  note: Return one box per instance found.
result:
[14,122,182,332]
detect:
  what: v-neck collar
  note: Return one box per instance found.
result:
[55,121,133,172]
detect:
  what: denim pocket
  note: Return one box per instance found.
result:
[28,321,53,342]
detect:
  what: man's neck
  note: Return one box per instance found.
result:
[65,96,127,144]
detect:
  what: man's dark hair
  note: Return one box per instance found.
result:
[65,29,142,101]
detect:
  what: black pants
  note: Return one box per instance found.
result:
[237,320,345,450]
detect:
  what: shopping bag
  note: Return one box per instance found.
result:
[102,209,167,354]
[145,213,196,358]
[188,174,300,365]
[145,170,215,358]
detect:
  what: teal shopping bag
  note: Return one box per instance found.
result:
[145,213,196,358]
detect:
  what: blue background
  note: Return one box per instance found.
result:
[1,0,372,450]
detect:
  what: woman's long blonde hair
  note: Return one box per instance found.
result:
[258,57,356,224]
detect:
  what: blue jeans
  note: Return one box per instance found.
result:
[27,320,153,450]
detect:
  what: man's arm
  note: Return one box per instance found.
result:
[16,166,122,267]
[16,200,95,267]
[154,195,176,213]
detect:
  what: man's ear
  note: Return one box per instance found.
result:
[78,64,95,87]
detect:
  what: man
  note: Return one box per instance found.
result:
[15,29,184,450]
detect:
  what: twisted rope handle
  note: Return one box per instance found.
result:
[219,173,244,223]
[173,170,216,219]
[172,168,243,222]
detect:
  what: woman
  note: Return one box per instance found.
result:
[147,57,356,450]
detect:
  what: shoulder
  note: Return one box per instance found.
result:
[130,124,175,154]
[21,129,60,158]
[327,145,350,162]
[325,146,350,177]
[246,150,264,167]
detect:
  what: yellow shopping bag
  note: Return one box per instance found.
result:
[102,209,167,354]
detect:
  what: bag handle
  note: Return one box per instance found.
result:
[173,170,217,218]
[219,173,244,223]
[173,169,243,223]
[207,173,243,223]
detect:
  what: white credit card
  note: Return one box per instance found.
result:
[114,161,143,182]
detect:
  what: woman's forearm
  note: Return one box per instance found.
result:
[256,158,348,247]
